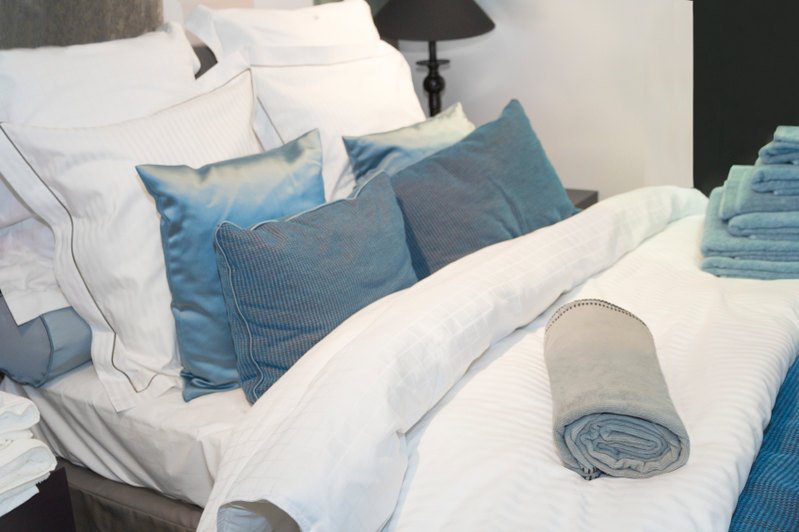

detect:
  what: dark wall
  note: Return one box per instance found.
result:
[694,0,799,194]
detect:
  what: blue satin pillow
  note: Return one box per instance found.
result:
[389,99,578,279]
[343,102,475,183]
[0,294,91,386]
[214,174,417,403]
[136,129,325,400]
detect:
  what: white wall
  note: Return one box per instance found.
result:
[398,0,693,199]
[167,0,693,200]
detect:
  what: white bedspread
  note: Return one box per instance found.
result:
[199,186,799,531]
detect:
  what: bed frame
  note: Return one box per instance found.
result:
[2,2,797,531]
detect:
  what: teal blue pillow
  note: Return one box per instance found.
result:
[0,294,91,386]
[389,99,578,278]
[214,174,417,404]
[343,102,475,183]
[136,130,325,401]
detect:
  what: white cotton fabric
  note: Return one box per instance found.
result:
[0,437,56,516]
[0,22,199,324]
[0,62,263,412]
[201,186,785,531]
[0,392,39,434]
[248,41,425,200]
[185,0,379,60]
[0,365,249,507]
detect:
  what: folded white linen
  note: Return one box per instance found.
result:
[0,391,39,435]
[0,437,56,516]
[199,186,708,531]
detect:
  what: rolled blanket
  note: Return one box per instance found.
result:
[728,211,799,240]
[544,299,689,480]
[751,165,799,195]
[701,256,799,280]
[0,392,39,436]
[719,166,799,220]
[702,188,799,261]
[0,437,56,516]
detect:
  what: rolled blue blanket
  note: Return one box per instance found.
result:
[544,299,690,480]
[751,165,799,195]
[719,166,799,220]
[703,188,799,260]
[728,211,799,240]
[701,256,799,280]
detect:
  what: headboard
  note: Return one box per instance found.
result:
[0,0,162,49]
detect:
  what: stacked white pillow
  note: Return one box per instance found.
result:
[186,0,425,200]
[0,22,199,325]
[0,28,264,411]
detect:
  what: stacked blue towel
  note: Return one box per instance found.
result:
[758,125,799,165]
[701,189,799,279]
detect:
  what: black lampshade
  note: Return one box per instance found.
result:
[375,0,495,42]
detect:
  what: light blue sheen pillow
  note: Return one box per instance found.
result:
[136,129,325,401]
[389,99,579,279]
[214,174,418,404]
[0,294,91,386]
[343,102,475,183]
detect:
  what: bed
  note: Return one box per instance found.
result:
[1,1,798,532]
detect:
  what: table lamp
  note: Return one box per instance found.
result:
[374,0,494,116]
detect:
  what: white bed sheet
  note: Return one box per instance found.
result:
[0,365,249,506]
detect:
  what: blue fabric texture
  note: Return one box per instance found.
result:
[701,256,799,280]
[728,211,799,240]
[136,130,325,401]
[214,174,418,404]
[701,188,799,262]
[387,99,578,279]
[0,295,91,386]
[751,164,799,195]
[720,166,799,220]
[730,356,799,531]
[343,102,475,183]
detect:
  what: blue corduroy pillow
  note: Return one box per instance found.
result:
[343,102,475,183]
[389,99,578,279]
[136,129,325,401]
[214,174,417,404]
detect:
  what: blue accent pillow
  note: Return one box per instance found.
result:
[214,174,417,404]
[343,102,475,183]
[136,129,325,401]
[389,99,578,279]
[0,294,91,386]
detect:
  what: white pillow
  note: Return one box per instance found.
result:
[0,22,200,324]
[250,41,425,200]
[185,0,379,60]
[0,66,263,412]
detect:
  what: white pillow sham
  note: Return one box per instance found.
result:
[185,0,379,60]
[0,22,200,324]
[0,65,263,412]
[249,41,425,200]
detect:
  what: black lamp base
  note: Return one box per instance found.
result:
[417,41,449,116]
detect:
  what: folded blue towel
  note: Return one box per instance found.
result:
[701,256,799,280]
[758,127,799,164]
[751,165,799,195]
[774,125,799,144]
[728,211,799,240]
[701,188,799,260]
[719,166,799,220]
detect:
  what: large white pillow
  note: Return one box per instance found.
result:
[185,0,379,60]
[0,66,263,412]
[250,41,425,200]
[0,22,200,324]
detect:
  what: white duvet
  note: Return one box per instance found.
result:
[199,186,799,532]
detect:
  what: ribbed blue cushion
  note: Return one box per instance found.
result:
[343,102,475,183]
[388,99,578,279]
[136,130,325,401]
[214,174,417,403]
[0,294,91,386]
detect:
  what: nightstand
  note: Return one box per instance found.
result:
[566,188,599,209]
[0,466,76,532]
